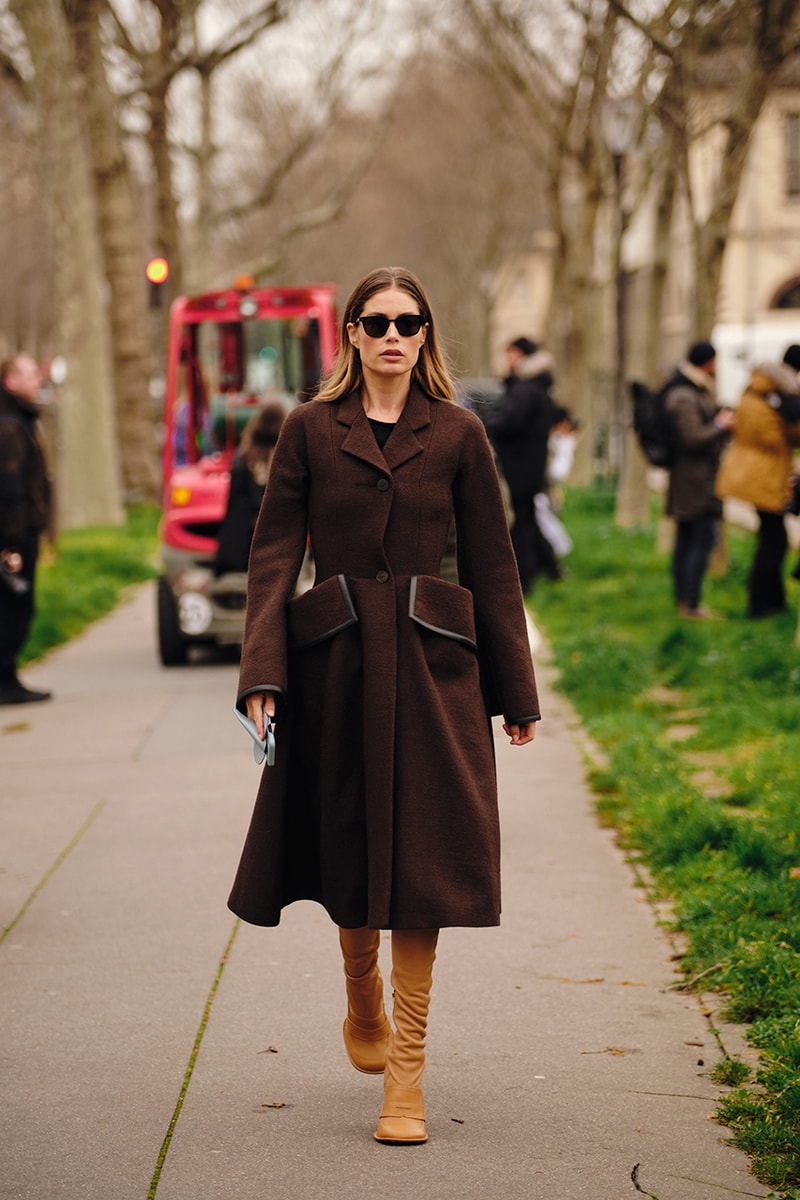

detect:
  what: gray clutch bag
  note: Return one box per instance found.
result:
[233,706,276,766]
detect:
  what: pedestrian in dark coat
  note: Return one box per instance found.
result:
[212,401,286,576]
[0,354,52,704]
[228,267,539,1146]
[485,338,560,589]
[663,340,734,618]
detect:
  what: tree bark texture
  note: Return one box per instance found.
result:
[68,0,160,503]
[10,0,124,530]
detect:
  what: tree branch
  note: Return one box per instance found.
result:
[225,107,392,284]
[0,47,28,99]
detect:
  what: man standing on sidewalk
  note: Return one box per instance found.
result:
[663,340,734,620]
[485,336,560,592]
[0,353,52,704]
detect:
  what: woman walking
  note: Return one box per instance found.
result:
[228,266,539,1143]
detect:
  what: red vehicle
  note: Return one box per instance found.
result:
[157,281,338,665]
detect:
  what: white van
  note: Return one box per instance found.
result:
[712,321,800,406]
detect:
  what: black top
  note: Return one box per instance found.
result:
[368,418,395,449]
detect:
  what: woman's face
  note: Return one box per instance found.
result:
[347,287,428,384]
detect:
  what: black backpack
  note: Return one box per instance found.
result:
[630,377,677,468]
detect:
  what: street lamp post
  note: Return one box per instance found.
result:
[601,96,641,475]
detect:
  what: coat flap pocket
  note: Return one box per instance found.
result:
[287,574,358,649]
[409,575,477,650]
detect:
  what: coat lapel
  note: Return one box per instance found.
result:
[337,385,431,474]
[337,392,388,474]
[384,386,430,471]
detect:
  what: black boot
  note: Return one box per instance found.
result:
[0,676,51,705]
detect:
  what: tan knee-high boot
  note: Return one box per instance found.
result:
[374,928,439,1144]
[339,926,391,1074]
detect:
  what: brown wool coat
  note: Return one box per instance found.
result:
[228,386,540,931]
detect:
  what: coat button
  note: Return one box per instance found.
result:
[375,570,389,583]
[376,478,390,491]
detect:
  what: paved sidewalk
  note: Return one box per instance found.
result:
[1,584,769,1200]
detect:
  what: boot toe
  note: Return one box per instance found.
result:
[373,1117,428,1144]
[373,1084,427,1144]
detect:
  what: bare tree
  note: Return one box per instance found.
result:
[0,55,53,355]
[67,0,160,503]
[608,0,800,525]
[683,0,800,335]
[200,3,404,287]
[8,0,124,530]
[458,0,627,482]
[260,46,549,379]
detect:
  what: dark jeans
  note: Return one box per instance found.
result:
[749,510,788,617]
[510,493,560,593]
[0,532,38,682]
[672,515,717,610]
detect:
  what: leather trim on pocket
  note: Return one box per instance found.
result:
[408,575,477,651]
[287,574,358,649]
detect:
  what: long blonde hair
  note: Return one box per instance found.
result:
[316,267,456,404]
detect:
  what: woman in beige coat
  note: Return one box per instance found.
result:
[716,360,800,617]
[230,267,539,1145]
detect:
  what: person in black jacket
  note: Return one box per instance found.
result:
[0,354,52,704]
[213,401,287,576]
[485,337,559,591]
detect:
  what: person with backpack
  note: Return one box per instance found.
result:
[662,340,734,619]
[716,347,800,617]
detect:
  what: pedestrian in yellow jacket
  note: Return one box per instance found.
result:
[716,356,800,617]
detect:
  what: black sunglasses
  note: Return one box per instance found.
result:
[354,313,426,338]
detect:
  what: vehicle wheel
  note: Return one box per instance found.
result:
[157,576,188,666]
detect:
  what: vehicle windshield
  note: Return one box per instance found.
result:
[173,315,322,465]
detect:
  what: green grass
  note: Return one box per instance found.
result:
[531,482,800,1194]
[20,505,159,665]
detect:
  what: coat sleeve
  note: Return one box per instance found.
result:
[0,416,28,547]
[453,411,541,724]
[235,407,310,710]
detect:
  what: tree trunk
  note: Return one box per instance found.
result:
[615,144,680,527]
[547,169,604,486]
[68,0,160,503]
[192,66,215,291]
[11,0,123,530]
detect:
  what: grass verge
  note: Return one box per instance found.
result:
[531,482,800,1198]
[20,504,159,666]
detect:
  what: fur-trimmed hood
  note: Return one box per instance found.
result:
[515,349,556,382]
[677,360,716,393]
[747,361,799,397]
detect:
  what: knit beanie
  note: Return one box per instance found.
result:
[509,337,537,357]
[687,340,716,367]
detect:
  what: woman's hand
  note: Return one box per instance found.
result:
[1,549,23,574]
[503,721,536,746]
[245,691,276,738]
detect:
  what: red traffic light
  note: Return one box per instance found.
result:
[146,257,169,285]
